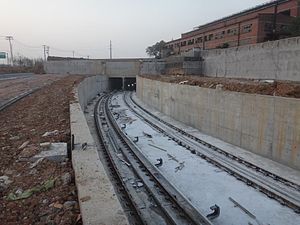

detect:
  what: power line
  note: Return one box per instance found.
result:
[1,36,111,59]
[14,39,41,49]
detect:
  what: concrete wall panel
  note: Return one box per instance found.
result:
[77,75,108,109]
[44,59,165,77]
[44,60,104,75]
[137,76,300,169]
[70,75,127,224]
[201,37,300,81]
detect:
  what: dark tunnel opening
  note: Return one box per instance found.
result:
[109,78,123,91]
[124,78,136,91]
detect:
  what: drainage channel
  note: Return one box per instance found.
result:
[94,93,212,225]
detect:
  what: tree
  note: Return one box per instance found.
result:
[12,55,45,74]
[146,40,166,58]
[288,17,300,37]
[216,43,229,49]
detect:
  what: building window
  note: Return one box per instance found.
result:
[227,27,238,36]
[181,41,187,46]
[208,34,214,41]
[279,9,291,16]
[280,24,289,32]
[215,31,225,39]
[241,24,252,33]
[188,39,194,45]
[195,37,203,43]
[264,23,273,32]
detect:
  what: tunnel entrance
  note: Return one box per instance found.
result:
[109,78,123,90]
[124,78,136,91]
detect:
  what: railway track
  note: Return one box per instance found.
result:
[0,88,40,112]
[123,91,300,214]
[94,93,213,225]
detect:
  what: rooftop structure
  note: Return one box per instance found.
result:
[165,0,300,55]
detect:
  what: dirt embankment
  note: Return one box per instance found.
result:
[0,75,84,224]
[0,74,67,104]
[141,75,300,98]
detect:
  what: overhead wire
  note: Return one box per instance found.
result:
[14,39,41,49]
[1,36,112,58]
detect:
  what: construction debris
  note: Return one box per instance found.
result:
[175,162,185,173]
[42,130,59,137]
[81,142,87,150]
[33,142,67,162]
[18,141,30,150]
[179,80,188,85]
[143,132,153,138]
[116,154,131,167]
[29,158,44,169]
[0,175,12,191]
[206,204,220,220]
[148,144,167,152]
[40,142,51,150]
[155,158,163,167]
[6,178,56,201]
[167,153,179,163]
[229,197,259,221]
[133,137,139,143]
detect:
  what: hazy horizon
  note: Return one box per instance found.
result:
[0,0,267,61]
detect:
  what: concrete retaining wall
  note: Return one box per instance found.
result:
[141,60,166,75]
[105,61,140,77]
[137,76,300,170]
[77,75,108,109]
[44,59,164,77]
[44,60,103,75]
[70,75,128,224]
[201,37,300,81]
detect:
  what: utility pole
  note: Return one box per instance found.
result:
[72,51,75,58]
[6,36,14,66]
[46,46,50,60]
[273,1,278,40]
[110,40,112,59]
[6,52,9,65]
[43,45,47,61]
[43,45,50,61]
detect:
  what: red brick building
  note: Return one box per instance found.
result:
[166,0,300,55]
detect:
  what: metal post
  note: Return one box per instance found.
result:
[6,36,14,66]
[273,2,278,40]
[110,40,112,59]
[43,45,47,61]
[237,22,241,46]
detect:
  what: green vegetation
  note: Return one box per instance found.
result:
[146,40,166,58]
[216,43,229,49]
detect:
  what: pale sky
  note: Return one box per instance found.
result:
[0,0,267,60]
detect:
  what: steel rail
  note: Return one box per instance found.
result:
[128,92,300,192]
[124,92,300,214]
[0,88,40,112]
[94,94,144,225]
[95,94,212,225]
